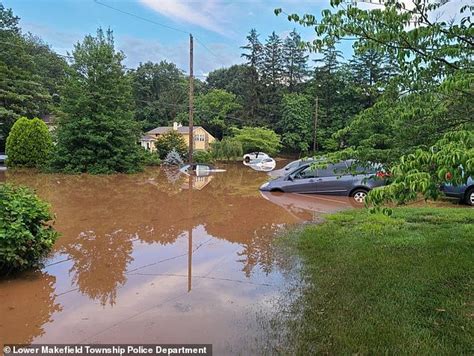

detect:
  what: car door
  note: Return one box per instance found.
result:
[313,162,353,195]
[284,166,318,193]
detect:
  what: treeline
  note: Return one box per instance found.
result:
[1,1,472,179]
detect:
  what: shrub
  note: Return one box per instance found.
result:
[155,130,187,159]
[162,148,184,166]
[6,117,53,168]
[193,150,214,164]
[0,184,59,274]
[211,138,243,161]
[139,147,161,166]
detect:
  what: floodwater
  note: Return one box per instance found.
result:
[0,164,355,352]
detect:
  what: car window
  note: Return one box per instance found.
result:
[317,162,348,177]
[285,161,299,171]
[295,166,317,179]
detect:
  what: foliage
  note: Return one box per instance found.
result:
[282,29,308,92]
[0,4,66,151]
[131,61,188,131]
[194,89,242,139]
[6,117,53,168]
[0,183,59,274]
[138,147,161,166]
[279,94,312,153]
[162,148,184,166]
[366,130,474,206]
[50,28,143,174]
[232,127,281,156]
[155,130,187,159]
[277,0,474,85]
[270,207,474,354]
[193,150,214,164]
[210,138,243,161]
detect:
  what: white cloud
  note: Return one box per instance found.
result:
[139,0,230,36]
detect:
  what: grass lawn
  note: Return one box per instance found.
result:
[278,207,473,354]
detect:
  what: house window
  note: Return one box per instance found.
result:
[194,134,205,142]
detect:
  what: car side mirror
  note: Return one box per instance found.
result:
[287,175,294,181]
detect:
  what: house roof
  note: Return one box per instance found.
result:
[140,135,156,141]
[147,126,205,135]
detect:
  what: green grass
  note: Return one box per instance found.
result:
[276,207,474,355]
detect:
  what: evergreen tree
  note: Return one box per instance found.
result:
[349,49,398,106]
[262,31,284,86]
[282,29,308,92]
[240,28,263,73]
[52,28,142,174]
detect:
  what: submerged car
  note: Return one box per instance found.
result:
[179,163,226,177]
[0,154,6,164]
[247,157,276,172]
[243,152,269,163]
[441,177,474,206]
[259,160,387,203]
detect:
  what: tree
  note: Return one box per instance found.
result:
[262,31,284,87]
[279,94,312,153]
[6,117,53,167]
[206,64,261,125]
[51,28,142,174]
[349,49,398,106]
[282,29,308,91]
[277,0,473,87]
[241,28,264,72]
[131,61,188,130]
[367,130,474,206]
[194,89,242,139]
[232,127,281,155]
[0,4,66,151]
[162,148,184,166]
[155,130,187,159]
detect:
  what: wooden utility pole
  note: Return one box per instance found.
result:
[188,34,194,164]
[313,96,319,152]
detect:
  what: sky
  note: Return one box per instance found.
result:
[3,0,466,77]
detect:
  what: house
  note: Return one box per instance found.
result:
[140,122,216,151]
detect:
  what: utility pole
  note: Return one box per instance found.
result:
[313,96,318,153]
[188,34,194,164]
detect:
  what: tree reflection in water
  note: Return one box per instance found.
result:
[4,165,301,305]
[0,271,61,343]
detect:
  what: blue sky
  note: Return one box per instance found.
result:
[4,0,346,76]
[4,0,465,77]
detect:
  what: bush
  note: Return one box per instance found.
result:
[155,130,187,159]
[211,138,243,161]
[139,147,161,166]
[0,184,59,274]
[6,117,53,168]
[162,148,184,166]
[193,150,214,164]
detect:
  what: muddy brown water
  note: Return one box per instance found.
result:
[0,164,355,352]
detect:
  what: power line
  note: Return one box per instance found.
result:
[93,0,229,68]
[93,0,189,35]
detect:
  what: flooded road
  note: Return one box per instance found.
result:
[0,164,355,352]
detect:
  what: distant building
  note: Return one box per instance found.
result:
[140,122,216,151]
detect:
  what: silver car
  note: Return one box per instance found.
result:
[260,160,387,203]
